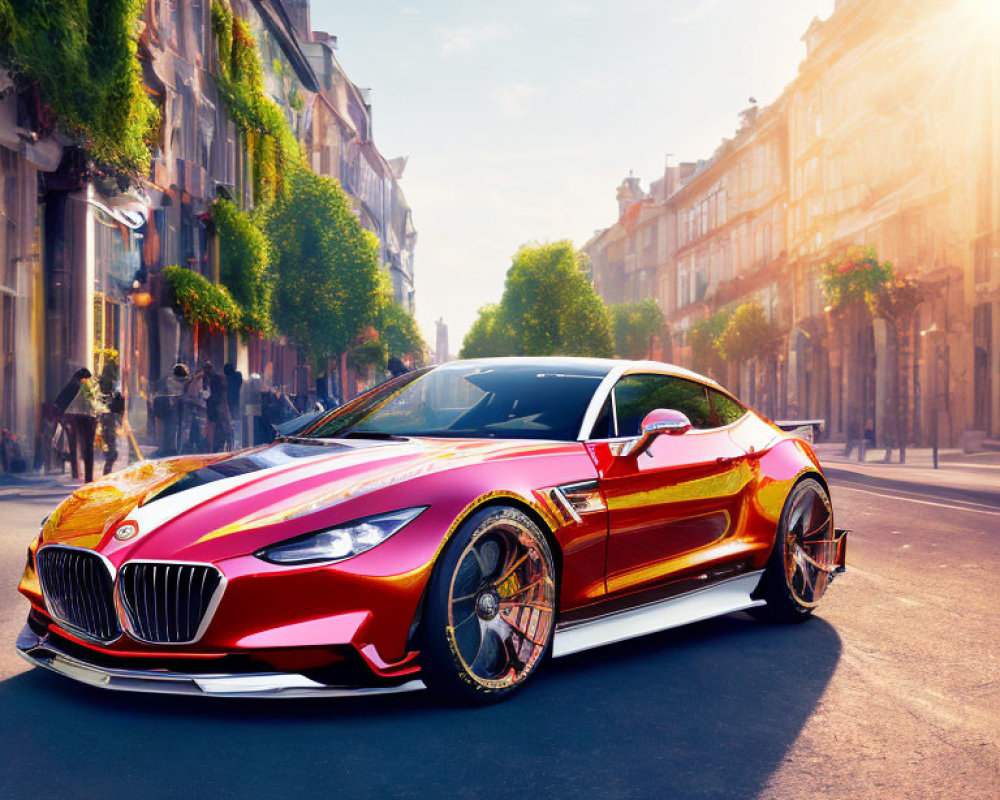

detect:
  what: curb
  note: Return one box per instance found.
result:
[822,465,1000,509]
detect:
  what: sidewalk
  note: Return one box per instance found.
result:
[813,441,1000,505]
[0,471,80,502]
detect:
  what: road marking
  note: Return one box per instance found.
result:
[834,484,1000,516]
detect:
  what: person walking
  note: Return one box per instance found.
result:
[156,364,189,456]
[54,367,105,482]
[224,363,243,448]
[100,391,125,475]
[180,364,208,453]
[203,362,232,452]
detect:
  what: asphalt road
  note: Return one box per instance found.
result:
[0,476,996,800]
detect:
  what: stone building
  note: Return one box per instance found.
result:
[587,0,1000,447]
[0,0,418,463]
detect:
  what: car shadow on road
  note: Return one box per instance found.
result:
[0,613,841,800]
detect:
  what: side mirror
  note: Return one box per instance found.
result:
[620,409,692,458]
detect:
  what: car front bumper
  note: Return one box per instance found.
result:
[16,624,426,699]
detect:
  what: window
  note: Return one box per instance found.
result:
[612,374,714,437]
[590,396,614,439]
[708,389,747,426]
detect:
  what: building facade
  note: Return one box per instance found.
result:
[0,0,417,464]
[586,0,1000,447]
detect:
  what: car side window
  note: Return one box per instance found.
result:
[612,374,715,436]
[589,396,614,439]
[708,388,747,426]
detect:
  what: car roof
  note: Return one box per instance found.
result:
[437,356,723,390]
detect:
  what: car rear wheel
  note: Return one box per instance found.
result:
[752,477,837,623]
[420,505,557,704]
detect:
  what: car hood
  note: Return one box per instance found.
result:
[38,437,580,560]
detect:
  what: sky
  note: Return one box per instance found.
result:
[308,0,836,353]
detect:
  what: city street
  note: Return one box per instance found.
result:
[0,473,996,800]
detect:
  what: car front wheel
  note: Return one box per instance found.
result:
[420,505,557,704]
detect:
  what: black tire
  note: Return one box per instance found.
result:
[752,477,835,624]
[420,505,557,705]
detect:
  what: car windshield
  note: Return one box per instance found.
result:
[303,361,610,441]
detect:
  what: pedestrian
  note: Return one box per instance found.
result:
[156,364,189,456]
[180,364,208,453]
[54,367,105,483]
[203,362,232,452]
[100,391,125,475]
[224,362,243,447]
[388,356,408,379]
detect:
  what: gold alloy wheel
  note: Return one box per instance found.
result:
[782,482,838,607]
[446,518,555,690]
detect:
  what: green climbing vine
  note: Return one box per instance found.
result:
[210,0,301,206]
[0,0,159,176]
[163,265,243,333]
[211,198,273,336]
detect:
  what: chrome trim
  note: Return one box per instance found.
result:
[551,570,766,658]
[577,363,628,441]
[550,487,582,524]
[115,559,227,645]
[35,544,123,645]
[618,415,691,458]
[16,625,426,699]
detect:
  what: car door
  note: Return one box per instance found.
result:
[585,373,757,598]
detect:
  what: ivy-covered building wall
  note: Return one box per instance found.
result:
[0,0,419,461]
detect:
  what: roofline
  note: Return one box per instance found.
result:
[250,0,319,93]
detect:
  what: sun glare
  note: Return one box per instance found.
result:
[960,0,1000,26]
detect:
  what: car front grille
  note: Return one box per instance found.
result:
[116,562,223,644]
[36,547,122,642]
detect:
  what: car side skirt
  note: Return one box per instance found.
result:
[551,571,766,658]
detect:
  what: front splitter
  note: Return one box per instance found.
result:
[15,625,426,699]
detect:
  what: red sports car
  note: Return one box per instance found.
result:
[17,358,847,704]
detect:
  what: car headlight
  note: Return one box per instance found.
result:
[254,507,427,565]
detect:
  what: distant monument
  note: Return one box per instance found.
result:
[435,318,449,365]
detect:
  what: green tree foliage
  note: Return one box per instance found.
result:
[211,0,301,206]
[0,0,159,175]
[462,242,613,358]
[211,199,273,335]
[688,309,731,378]
[716,302,781,363]
[163,265,243,332]
[378,299,426,363]
[267,166,382,369]
[822,245,893,311]
[459,304,514,359]
[609,299,666,359]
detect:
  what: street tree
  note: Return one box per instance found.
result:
[609,299,667,359]
[500,241,613,357]
[688,309,731,380]
[378,297,427,365]
[267,165,382,372]
[822,246,892,457]
[716,302,782,416]
[867,275,929,463]
[460,304,514,358]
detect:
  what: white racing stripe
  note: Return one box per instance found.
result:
[127,443,423,538]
